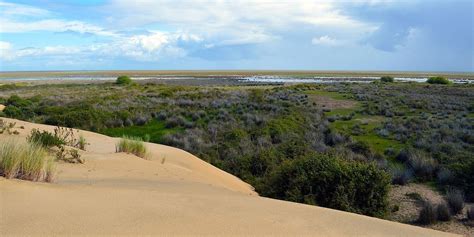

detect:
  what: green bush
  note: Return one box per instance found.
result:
[27,129,65,148]
[116,75,132,85]
[426,76,450,84]
[6,95,32,107]
[260,153,390,217]
[116,136,148,159]
[3,105,22,118]
[380,76,394,83]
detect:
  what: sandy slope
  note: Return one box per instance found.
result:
[0,118,457,236]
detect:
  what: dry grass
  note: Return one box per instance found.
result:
[0,138,55,182]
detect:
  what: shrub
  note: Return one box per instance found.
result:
[467,206,474,220]
[27,129,64,148]
[390,166,412,185]
[348,140,371,156]
[0,119,18,135]
[116,75,132,85]
[380,76,394,83]
[426,76,450,85]
[418,200,437,225]
[437,202,452,221]
[404,150,437,180]
[3,105,22,118]
[165,115,187,128]
[116,136,148,159]
[0,138,55,182]
[436,168,453,185]
[446,188,465,214]
[6,95,32,107]
[260,153,390,217]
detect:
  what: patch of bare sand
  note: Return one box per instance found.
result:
[0,118,458,236]
[0,104,5,111]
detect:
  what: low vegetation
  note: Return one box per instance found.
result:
[380,76,394,83]
[261,153,390,217]
[27,127,85,163]
[1,80,472,220]
[426,76,451,85]
[0,138,55,182]
[436,201,452,222]
[417,200,438,225]
[0,119,19,135]
[116,75,132,85]
[446,188,465,214]
[116,136,148,159]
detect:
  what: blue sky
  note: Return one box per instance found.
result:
[0,0,472,72]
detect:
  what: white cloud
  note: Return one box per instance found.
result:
[0,18,118,37]
[99,31,202,61]
[105,0,377,46]
[0,1,117,37]
[1,31,202,62]
[312,35,340,46]
[0,41,14,60]
[0,1,50,17]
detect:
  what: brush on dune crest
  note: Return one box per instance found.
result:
[116,136,149,159]
[0,138,55,182]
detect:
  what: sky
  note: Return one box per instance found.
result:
[0,0,472,72]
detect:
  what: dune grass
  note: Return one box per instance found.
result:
[0,139,55,182]
[116,136,149,159]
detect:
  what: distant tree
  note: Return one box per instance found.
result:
[426,76,450,84]
[380,76,394,83]
[116,75,132,85]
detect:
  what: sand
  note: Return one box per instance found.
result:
[0,117,458,236]
[0,104,4,111]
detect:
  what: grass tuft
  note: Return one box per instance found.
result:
[0,138,55,182]
[116,136,149,159]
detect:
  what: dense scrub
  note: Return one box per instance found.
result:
[2,81,473,215]
[0,82,391,217]
[326,82,474,201]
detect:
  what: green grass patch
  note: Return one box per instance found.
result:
[330,114,405,161]
[102,120,181,143]
[305,90,349,100]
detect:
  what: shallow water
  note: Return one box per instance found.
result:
[0,75,472,84]
[238,75,473,84]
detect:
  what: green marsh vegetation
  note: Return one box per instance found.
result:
[1,79,473,217]
[426,76,451,85]
[116,75,133,85]
[380,76,394,83]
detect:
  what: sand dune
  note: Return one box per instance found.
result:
[0,118,457,236]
